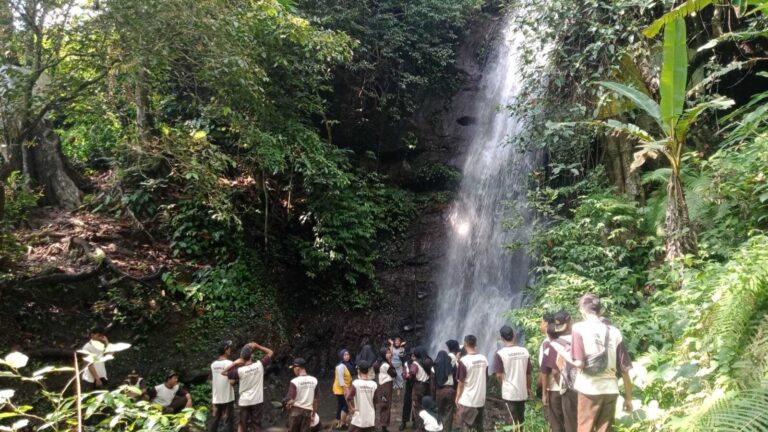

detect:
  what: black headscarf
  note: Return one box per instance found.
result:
[433,350,453,386]
[356,344,378,365]
[338,349,355,377]
[413,346,431,368]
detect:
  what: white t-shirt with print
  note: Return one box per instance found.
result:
[457,353,488,408]
[496,346,530,402]
[210,359,234,404]
[236,360,268,406]
[350,379,378,428]
[572,319,624,395]
[379,362,394,385]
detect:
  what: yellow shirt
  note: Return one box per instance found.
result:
[333,364,352,395]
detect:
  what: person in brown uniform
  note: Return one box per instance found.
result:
[375,347,397,432]
[431,349,457,432]
[286,358,319,432]
[409,347,433,432]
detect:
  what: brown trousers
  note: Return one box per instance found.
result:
[547,389,578,432]
[289,406,312,432]
[577,393,617,432]
[376,381,394,429]
[435,386,456,432]
[457,405,483,432]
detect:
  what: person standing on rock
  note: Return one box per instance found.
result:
[432,350,456,432]
[571,294,633,432]
[388,338,406,396]
[286,358,319,432]
[333,349,355,429]
[346,361,378,432]
[455,335,487,432]
[227,342,274,432]
[375,347,397,432]
[208,340,235,432]
[410,346,433,432]
[494,326,532,430]
[81,327,109,391]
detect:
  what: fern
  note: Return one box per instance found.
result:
[680,387,768,432]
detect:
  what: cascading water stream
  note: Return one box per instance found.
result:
[429,12,541,359]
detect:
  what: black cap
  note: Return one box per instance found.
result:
[357,360,370,371]
[165,370,179,381]
[290,358,307,368]
[554,310,571,332]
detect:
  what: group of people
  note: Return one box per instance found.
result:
[79,292,633,432]
[80,327,193,413]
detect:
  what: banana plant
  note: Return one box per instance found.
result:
[594,17,734,261]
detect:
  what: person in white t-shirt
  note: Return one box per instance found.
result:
[81,327,109,391]
[286,358,319,432]
[418,396,443,432]
[494,326,532,429]
[227,342,273,432]
[455,335,487,432]
[207,340,235,432]
[571,294,633,432]
[345,360,378,432]
[151,371,192,413]
[375,347,398,432]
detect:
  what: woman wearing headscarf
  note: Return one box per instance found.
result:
[375,347,397,432]
[431,350,456,432]
[409,346,433,432]
[400,348,415,431]
[419,396,443,432]
[333,349,355,429]
[356,345,378,380]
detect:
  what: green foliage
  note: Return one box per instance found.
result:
[404,162,462,192]
[3,171,40,227]
[296,0,484,152]
[0,348,203,431]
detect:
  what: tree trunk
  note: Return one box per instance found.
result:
[134,64,154,143]
[603,134,644,203]
[24,120,83,208]
[665,172,696,261]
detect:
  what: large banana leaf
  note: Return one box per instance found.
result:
[660,17,687,128]
[595,81,663,129]
[675,97,734,142]
[643,0,713,38]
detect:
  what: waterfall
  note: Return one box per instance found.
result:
[429,13,540,359]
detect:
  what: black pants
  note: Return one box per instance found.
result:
[208,401,234,432]
[436,386,456,432]
[401,378,414,424]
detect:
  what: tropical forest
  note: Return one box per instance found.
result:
[1,0,767,431]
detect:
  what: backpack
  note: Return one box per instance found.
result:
[583,325,610,375]
[549,337,578,392]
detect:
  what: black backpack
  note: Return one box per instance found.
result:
[583,325,610,375]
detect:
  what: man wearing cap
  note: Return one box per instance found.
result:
[346,361,378,432]
[81,327,109,391]
[228,342,274,432]
[455,335,487,432]
[151,371,193,413]
[494,326,532,429]
[541,310,577,432]
[286,358,319,432]
[571,294,633,432]
[208,341,235,432]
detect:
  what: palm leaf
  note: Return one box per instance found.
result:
[595,81,663,129]
[643,0,713,38]
[660,17,687,128]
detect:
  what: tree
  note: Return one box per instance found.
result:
[594,17,733,261]
[0,0,111,214]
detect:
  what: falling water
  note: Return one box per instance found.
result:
[429,13,540,359]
